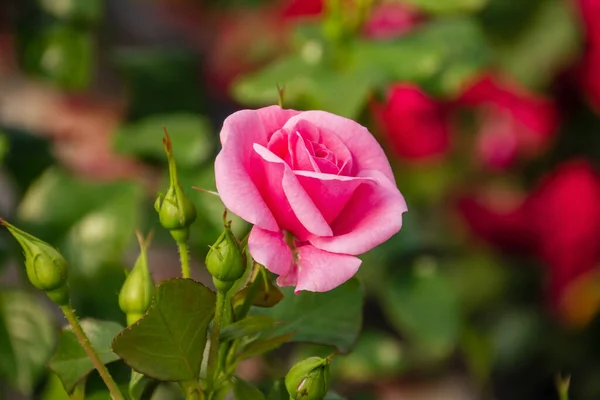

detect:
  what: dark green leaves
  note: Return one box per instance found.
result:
[49,319,123,393]
[253,278,364,353]
[112,279,215,381]
[231,376,266,400]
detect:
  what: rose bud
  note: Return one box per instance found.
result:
[285,356,330,400]
[154,128,197,243]
[1,218,69,306]
[119,232,154,325]
[206,225,245,292]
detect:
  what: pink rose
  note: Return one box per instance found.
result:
[215,106,407,292]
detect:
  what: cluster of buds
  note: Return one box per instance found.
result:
[285,356,331,400]
[205,214,245,292]
[119,232,154,325]
[0,218,69,306]
[154,128,197,244]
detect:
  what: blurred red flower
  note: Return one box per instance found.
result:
[372,84,451,162]
[281,0,324,19]
[458,159,600,326]
[362,3,422,39]
[569,0,600,111]
[458,75,559,169]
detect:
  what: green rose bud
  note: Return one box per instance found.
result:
[119,232,154,326]
[1,218,69,305]
[285,357,330,400]
[206,224,244,292]
[155,128,197,243]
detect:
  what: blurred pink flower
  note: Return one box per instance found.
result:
[458,75,559,169]
[363,2,422,39]
[215,106,407,292]
[372,84,451,163]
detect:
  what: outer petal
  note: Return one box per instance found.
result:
[310,170,407,255]
[294,245,362,293]
[248,226,293,278]
[282,111,396,182]
[295,170,377,224]
[216,107,300,231]
[253,143,332,238]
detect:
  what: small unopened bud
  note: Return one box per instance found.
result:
[155,128,197,243]
[119,232,154,325]
[285,357,330,400]
[206,219,244,292]
[1,218,69,305]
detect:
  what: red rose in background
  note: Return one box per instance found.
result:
[372,84,451,163]
[281,0,324,19]
[568,0,600,111]
[458,159,600,326]
[458,75,559,169]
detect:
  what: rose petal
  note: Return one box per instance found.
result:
[310,170,407,254]
[295,170,377,224]
[248,226,362,293]
[248,226,293,277]
[294,244,362,292]
[283,111,395,182]
[216,110,280,231]
[252,143,332,238]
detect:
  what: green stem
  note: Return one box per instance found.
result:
[61,305,125,400]
[207,290,226,390]
[183,380,202,400]
[178,241,191,279]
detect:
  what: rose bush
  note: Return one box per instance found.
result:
[215,106,407,292]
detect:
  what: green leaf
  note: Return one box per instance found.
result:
[49,319,123,393]
[232,54,374,118]
[17,167,141,239]
[353,17,492,96]
[335,330,408,382]
[380,258,461,359]
[0,290,56,394]
[231,376,266,400]
[220,315,278,342]
[266,379,288,400]
[253,278,364,353]
[0,133,8,163]
[113,114,215,168]
[129,371,158,400]
[22,25,93,90]
[496,0,581,88]
[237,332,295,361]
[396,0,487,14]
[112,279,215,381]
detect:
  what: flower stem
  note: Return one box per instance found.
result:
[206,290,226,390]
[61,305,125,400]
[178,241,191,279]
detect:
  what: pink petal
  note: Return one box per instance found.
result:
[294,245,362,292]
[248,227,362,293]
[215,110,279,231]
[282,111,395,182]
[248,227,293,277]
[309,170,407,255]
[295,170,377,224]
[252,143,332,239]
[256,106,302,137]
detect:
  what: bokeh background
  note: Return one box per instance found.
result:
[0,0,599,399]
